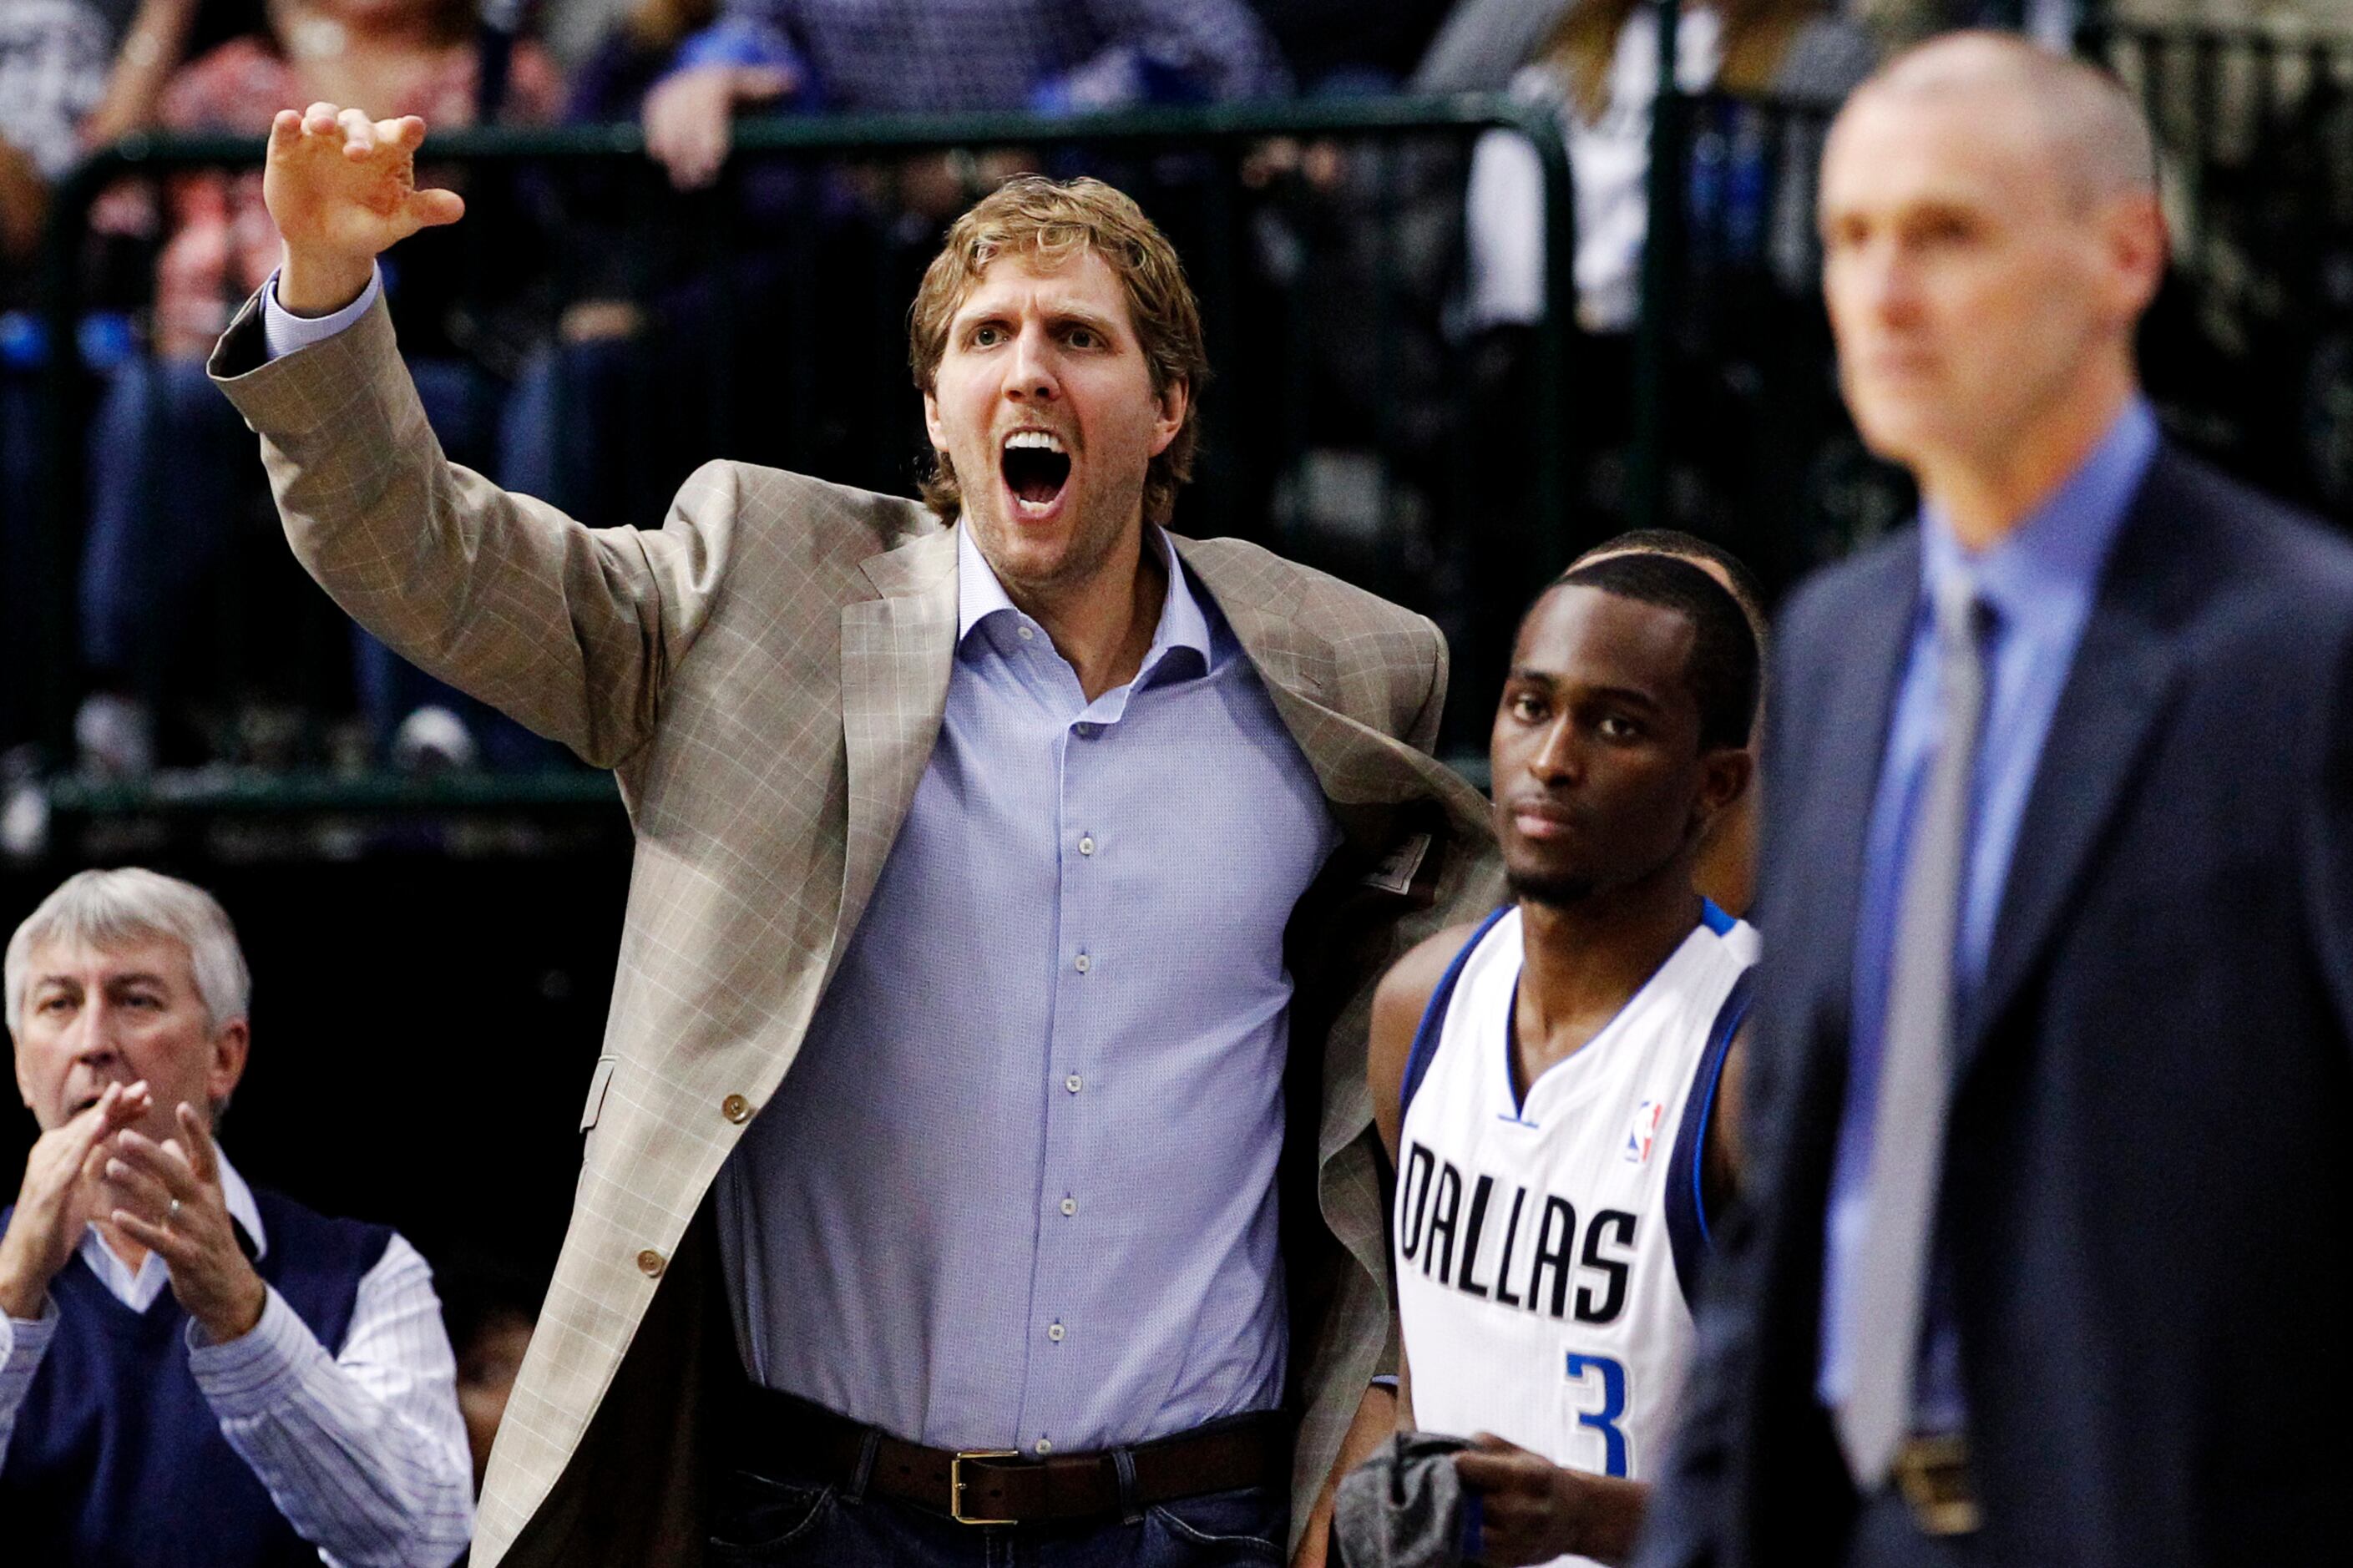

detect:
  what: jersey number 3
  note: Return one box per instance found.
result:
[1564,1353,1630,1478]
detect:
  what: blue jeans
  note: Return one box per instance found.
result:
[707,1464,1288,1567]
[81,352,559,766]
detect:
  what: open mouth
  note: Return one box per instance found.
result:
[1000,429,1072,515]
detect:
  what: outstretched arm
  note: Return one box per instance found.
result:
[220,106,733,766]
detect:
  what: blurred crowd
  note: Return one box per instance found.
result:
[0,0,2345,795]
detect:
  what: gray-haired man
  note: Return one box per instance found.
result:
[0,867,473,1567]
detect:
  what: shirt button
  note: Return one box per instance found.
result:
[1065,1075,1082,1094]
[721,1094,752,1125]
[1060,1197,1078,1216]
[1077,835,1096,856]
[1073,722,1096,738]
[1073,953,1090,974]
[1047,1322,1065,1342]
[1035,1438,1054,1455]
[636,1249,666,1279]
[1017,625,1035,641]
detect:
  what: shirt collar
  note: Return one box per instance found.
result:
[215,1147,267,1260]
[1919,395,2159,630]
[955,522,1212,672]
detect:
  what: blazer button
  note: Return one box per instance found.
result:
[636,1249,666,1279]
[721,1094,752,1124]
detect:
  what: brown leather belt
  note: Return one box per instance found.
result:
[1891,1434,1981,1537]
[725,1386,1289,1525]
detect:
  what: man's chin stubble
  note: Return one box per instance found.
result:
[1507,870,1596,910]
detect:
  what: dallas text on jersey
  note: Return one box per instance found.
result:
[1396,1141,1638,1323]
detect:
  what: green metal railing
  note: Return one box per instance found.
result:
[22,95,1578,842]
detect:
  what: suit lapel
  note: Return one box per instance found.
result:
[1961,472,2190,1069]
[1176,539,1484,826]
[1784,540,1922,1054]
[837,524,959,953]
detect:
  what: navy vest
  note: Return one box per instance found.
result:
[0,1187,392,1567]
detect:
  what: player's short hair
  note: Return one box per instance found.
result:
[5,867,250,1040]
[1546,554,1760,753]
[908,175,1209,528]
[1571,529,1769,650]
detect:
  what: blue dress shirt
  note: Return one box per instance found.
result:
[1819,398,2161,1430]
[717,524,1342,1456]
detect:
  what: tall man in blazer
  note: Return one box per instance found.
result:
[212,111,1501,1568]
[1637,33,2353,1568]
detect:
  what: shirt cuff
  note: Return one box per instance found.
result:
[2,1298,59,1377]
[187,1287,326,1420]
[261,264,382,361]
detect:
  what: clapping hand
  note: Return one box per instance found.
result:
[0,1081,152,1321]
[262,104,464,316]
[104,1102,266,1344]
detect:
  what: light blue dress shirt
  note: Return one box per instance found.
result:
[1819,398,2161,1430]
[718,524,1343,1456]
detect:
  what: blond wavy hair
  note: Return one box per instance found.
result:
[908,175,1208,528]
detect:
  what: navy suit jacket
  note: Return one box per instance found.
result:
[1637,445,2353,1567]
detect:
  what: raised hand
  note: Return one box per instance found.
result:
[105,1101,267,1344]
[0,1080,153,1321]
[642,63,794,191]
[263,104,465,315]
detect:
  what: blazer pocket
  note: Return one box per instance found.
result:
[579,1055,619,1132]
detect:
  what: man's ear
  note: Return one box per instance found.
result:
[207,1018,250,1111]
[2101,191,2168,321]
[922,387,947,453]
[1150,377,1188,458]
[1692,746,1755,835]
[15,1044,33,1115]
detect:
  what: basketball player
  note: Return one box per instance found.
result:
[1367,553,1762,1566]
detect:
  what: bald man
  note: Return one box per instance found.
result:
[1635,33,2353,1568]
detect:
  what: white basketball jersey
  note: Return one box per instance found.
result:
[1394,903,1758,1568]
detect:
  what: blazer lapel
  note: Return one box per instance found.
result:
[1176,539,1484,827]
[1782,539,1921,1053]
[837,524,960,955]
[1960,476,2191,1070]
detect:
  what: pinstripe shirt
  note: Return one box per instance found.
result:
[717,523,1342,1456]
[0,1152,474,1568]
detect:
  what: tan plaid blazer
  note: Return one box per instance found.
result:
[211,291,1504,1566]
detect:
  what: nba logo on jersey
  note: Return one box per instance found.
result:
[1623,1100,1665,1164]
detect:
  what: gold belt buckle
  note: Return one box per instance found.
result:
[949,1449,1021,1525]
[1892,1433,1981,1537]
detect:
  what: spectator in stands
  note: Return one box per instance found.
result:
[79,0,274,149]
[0,0,112,758]
[0,867,473,1565]
[639,0,1291,189]
[1446,0,1875,337]
[503,0,1288,535]
[75,0,563,776]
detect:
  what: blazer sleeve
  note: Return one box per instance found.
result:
[209,289,734,768]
